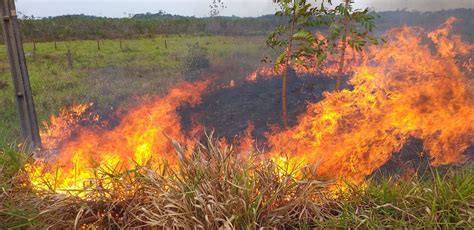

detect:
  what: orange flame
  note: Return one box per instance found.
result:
[26,18,473,195]
[267,19,474,183]
[40,103,97,150]
[237,122,256,155]
[27,81,209,194]
[245,67,279,82]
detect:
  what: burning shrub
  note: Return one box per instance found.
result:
[182,42,210,73]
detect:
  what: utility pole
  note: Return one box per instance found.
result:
[0,0,42,149]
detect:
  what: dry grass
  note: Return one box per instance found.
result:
[1,135,473,229]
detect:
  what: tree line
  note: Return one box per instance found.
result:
[0,8,471,44]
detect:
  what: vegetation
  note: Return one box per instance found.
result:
[0,35,268,148]
[325,0,383,90]
[1,136,472,228]
[267,0,327,129]
[182,42,211,73]
[0,9,470,44]
[0,7,472,229]
[266,0,382,127]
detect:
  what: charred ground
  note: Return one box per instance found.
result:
[178,69,346,142]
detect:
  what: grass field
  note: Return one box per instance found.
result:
[0,35,270,148]
[0,35,473,228]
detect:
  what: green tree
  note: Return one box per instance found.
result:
[326,0,383,91]
[267,0,382,127]
[267,0,329,129]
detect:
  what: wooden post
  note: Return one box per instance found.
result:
[32,40,37,61]
[67,49,73,70]
[165,39,167,49]
[0,0,42,149]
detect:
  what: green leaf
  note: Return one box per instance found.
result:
[275,52,286,71]
[292,29,314,42]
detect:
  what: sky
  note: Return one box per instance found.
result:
[16,0,474,18]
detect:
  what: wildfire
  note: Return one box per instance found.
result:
[245,67,279,82]
[25,18,473,196]
[267,18,474,183]
[27,81,209,194]
[245,50,359,83]
[39,103,97,150]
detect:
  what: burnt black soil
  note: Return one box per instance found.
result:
[178,68,344,142]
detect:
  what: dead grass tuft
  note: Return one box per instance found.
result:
[1,135,472,229]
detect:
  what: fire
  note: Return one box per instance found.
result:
[40,103,97,150]
[27,81,209,194]
[245,50,359,83]
[25,18,473,196]
[427,17,472,58]
[267,18,474,183]
[237,122,256,155]
[245,67,279,82]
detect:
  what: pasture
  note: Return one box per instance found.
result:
[0,35,269,148]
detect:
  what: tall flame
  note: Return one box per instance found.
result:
[39,103,97,150]
[267,18,473,183]
[26,18,473,195]
[27,81,209,193]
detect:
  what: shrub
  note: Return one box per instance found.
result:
[182,42,210,73]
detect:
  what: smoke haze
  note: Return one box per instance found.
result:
[17,0,474,18]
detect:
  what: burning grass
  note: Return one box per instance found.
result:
[1,137,473,229]
[1,17,473,229]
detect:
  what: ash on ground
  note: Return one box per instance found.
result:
[179,68,343,142]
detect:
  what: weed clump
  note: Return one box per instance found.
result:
[182,42,210,73]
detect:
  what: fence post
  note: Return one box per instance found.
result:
[0,0,42,149]
[67,48,73,69]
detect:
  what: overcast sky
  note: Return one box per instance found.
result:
[16,0,474,18]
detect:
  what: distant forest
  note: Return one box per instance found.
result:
[1,8,473,43]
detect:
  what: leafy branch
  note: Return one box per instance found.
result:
[267,0,384,128]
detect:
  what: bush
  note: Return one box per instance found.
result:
[182,42,210,73]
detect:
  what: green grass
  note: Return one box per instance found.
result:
[328,166,474,228]
[0,145,25,189]
[0,35,269,148]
